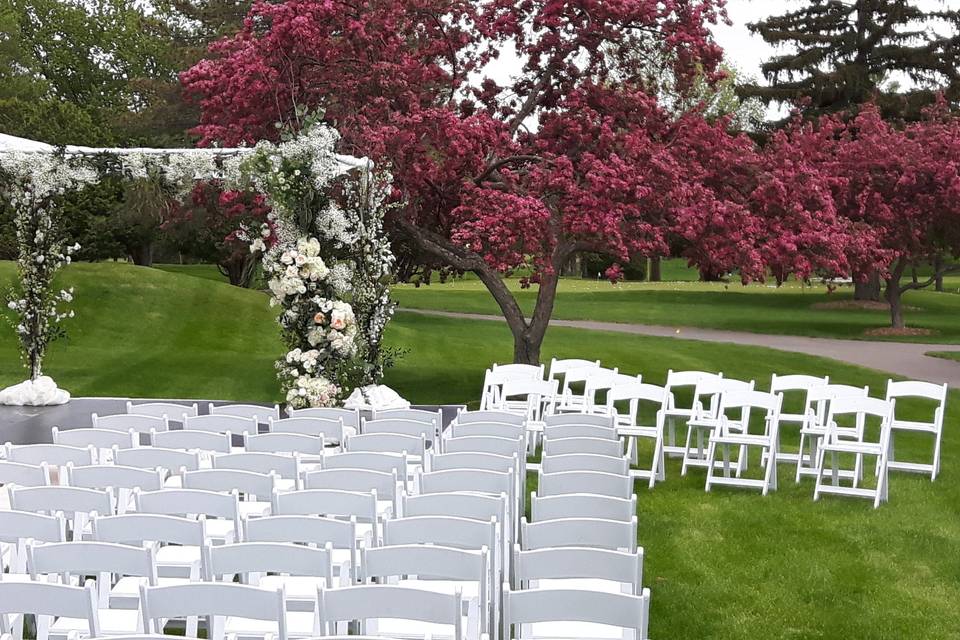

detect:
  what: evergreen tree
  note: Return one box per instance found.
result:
[740,0,960,121]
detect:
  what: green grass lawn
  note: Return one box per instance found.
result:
[0,262,958,638]
[927,351,960,363]
[393,276,960,343]
[154,263,230,283]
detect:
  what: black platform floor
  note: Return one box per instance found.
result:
[0,397,465,445]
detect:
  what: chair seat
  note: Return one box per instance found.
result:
[821,442,883,456]
[111,576,191,608]
[155,544,202,579]
[618,426,657,439]
[224,611,317,638]
[891,420,937,433]
[50,608,142,637]
[238,501,272,519]
[712,433,771,447]
[371,616,469,640]
[526,620,626,640]
[203,519,237,543]
[259,575,327,602]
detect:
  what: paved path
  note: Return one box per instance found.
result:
[401,308,960,386]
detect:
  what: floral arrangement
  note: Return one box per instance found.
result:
[0,151,97,381]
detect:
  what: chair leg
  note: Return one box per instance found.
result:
[932,430,943,481]
[649,435,665,489]
[681,426,696,476]
[813,445,827,501]
[795,432,808,483]
[705,439,717,491]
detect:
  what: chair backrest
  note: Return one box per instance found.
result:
[151,429,232,454]
[805,384,870,427]
[92,512,205,547]
[498,378,558,420]
[481,365,545,410]
[513,546,644,594]
[582,368,628,409]
[140,583,287,639]
[692,377,755,419]
[455,409,526,426]
[321,451,408,481]
[502,584,649,640]
[318,584,462,639]
[183,468,276,500]
[606,382,670,427]
[243,514,357,549]
[303,468,398,502]
[361,418,438,443]
[825,396,895,444]
[271,489,377,524]
[127,401,198,421]
[442,435,525,458]
[28,540,157,584]
[538,470,633,500]
[184,413,258,436]
[0,510,65,545]
[344,432,426,457]
[287,406,360,429]
[93,412,170,434]
[530,493,636,522]
[430,451,517,475]
[492,363,545,378]
[203,541,332,585]
[67,464,164,492]
[420,468,514,501]
[401,492,508,529]
[542,436,623,457]
[362,543,487,583]
[715,389,783,436]
[245,432,325,456]
[134,488,239,528]
[665,370,722,410]
[10,485,113,518]
[450,421,525,440]
[540,453,629,475]
[0,460,50,488]
[209,403,280,422]
[0,581,99,637]
[5,443,94,468]
[383,515,498,554]
[373,408,442,424]
[543,423,619,440]
[770,374,829,394]
[886,379,948,424]
[213,452,301,483]
[113,446,201,474]
[268,417,344,442]
[521,516,638,552]
[548,358,601,381]
[52,427,137,451]
[543,413,616,428]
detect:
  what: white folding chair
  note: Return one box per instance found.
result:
[0,460,50,509]
[513,545,644,595]
[94,414,170,437]
[286,407,360,433]
[344,432,427,459]
[430,452,519,476]
[681,378,755,476]
[245,432,325,457]
[537,471,632,500]
[9,485,114,539]
[0,580,100,640]
[362,418,439,453]
[885,379,948,480]
[271,489,379,546]
[66,465,164,514]
[540,454,628,476]
[419,468,517,541]
[209,403,280,423]
[551,366,608,415]
[520,516,638,552]
[495,379,557,423]
[140,582,288,640]
[374,408,443,426]
[212,452,301,491]
[203,540,332,618]
[382,517,499,578]
[91,513,205,582]
[661,370,722,457]
[27,541,156,634]
[318,584,464,639]
[530,493,636,523]
[543,414,616,428]
[768,374,829,464]
[321,452,410,490]
[795,384,870,481]
[814,396,896,508]
[361,544,487,639]
[442,436,526,462]
[150,430,232,455]
[455,410,525,426]
[126,401,198,421]
[502,583,650,640]
[302,468,399,519]
[607,381,670,487]
[0,511,65,577]
[52,429,137,463]
[541,437,622,458]
[547,358,601,385]
[134,488,240,545]
[182,469,275,518]
[705,389,784,495]
[113,448,201,489]
[242,515,357,584]
[480,364,544,411]
[4,443,95,483]
[449,422,525,441]
[268,417,348,448]
[184,414,258,438]
[542,424,618,441]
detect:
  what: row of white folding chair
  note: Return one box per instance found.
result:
[479,364,545,411]
[0,579,470,640]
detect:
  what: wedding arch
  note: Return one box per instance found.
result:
[0,121,395,407]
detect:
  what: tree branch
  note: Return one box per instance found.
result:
[474,155,543,185]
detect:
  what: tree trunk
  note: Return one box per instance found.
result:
[128,243,154,267]
[218,250,260,287]
[854,272,881,301]
[934,255,944,292]
[885,261,908,329]
[648,256,661,282]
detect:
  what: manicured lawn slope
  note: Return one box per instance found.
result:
[393,277,960,343]
[0,262,957,638]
